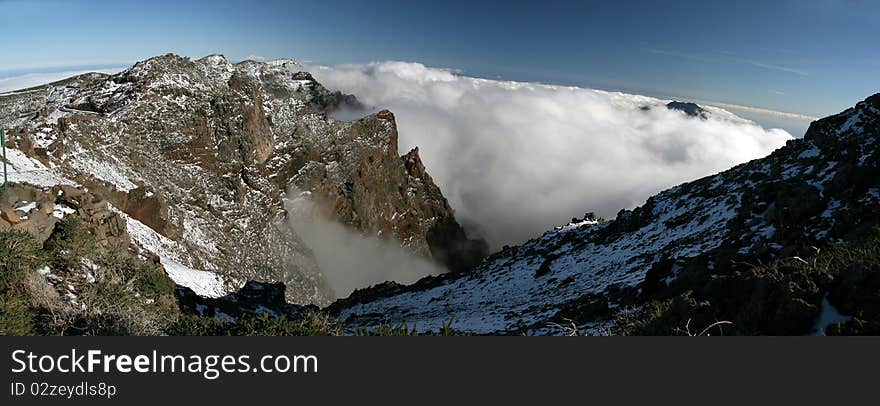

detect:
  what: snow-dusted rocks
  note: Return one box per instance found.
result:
[0,54,484,306]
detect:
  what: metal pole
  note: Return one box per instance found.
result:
[1,128,7,204]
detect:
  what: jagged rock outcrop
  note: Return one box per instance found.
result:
[282,110,487,272]
[0,184,129,248]
[332,93,880,334]
[0,53,484,306]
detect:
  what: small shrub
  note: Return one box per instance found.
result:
[0,292,37,335]
[134,264,175,299]
[44,217,96,270]
[350,322,418,336]
[165,314,233,336]
[92,251,175,303]
[166,312,342,336]
[0,230,46,290]
[613,228,880,335]
[349,318,464,336]
[41,281,176,336]
[235,313,336,336]
[85,282,138,311]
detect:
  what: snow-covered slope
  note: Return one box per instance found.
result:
[331,94,880,334]
[0,141,228,298]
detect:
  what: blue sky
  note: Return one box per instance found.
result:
[0,0,877,118]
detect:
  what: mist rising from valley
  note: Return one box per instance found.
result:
[284,189,444,298]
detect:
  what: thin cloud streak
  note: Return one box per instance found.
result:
[647,48,810,77]
[697,99,817,121]
[739,59,809,77]
[647,49,711,62]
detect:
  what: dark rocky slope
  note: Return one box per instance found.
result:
[330,93,880,334]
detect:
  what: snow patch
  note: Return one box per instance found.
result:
[14,201,37,213]
[3,148,74,187]
[811,295,851,336]
[114,209,230,298]
[160,257,226,298]
[797,146,820,160]
[839,110,864,134]
[65,153,138,192]
[52,204,76,219]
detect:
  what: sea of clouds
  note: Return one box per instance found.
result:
[306,61,794,249]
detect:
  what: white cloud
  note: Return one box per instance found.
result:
[740,59,809,77]
[0,69,122,94]
[286,190,443,298]
[647,49,810,77]
[307,61,794,249]
[698,99,816,121]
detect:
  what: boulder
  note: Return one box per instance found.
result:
[0,205,21,224]
[13,210,58,244]
[122,187,172,238]
[38,199,54,215]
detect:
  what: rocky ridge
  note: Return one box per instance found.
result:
[0,54,485,306]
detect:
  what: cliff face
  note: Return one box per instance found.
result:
[0,54,485,306]
[283,109,487,272]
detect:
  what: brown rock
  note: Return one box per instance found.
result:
[376,109,395,123]
[402,147,426,179]
[38,199,54,215]
[242,87,275,165]
[290,112,488,272]
[13,210,58,244]
[7,131,36,157]
[0,205,21,224]
[123,187,172,238]
[53,185,87,207]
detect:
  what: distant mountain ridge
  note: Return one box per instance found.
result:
[666,101,708,118]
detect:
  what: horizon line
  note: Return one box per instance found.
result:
[0,56,827,121]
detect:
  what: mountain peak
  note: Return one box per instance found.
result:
[666,101,708,119]
[198,54,229,65]
[265,58,299,68]
[865,92,880,108]
[804,92,880,145]
[402,147,425,179]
